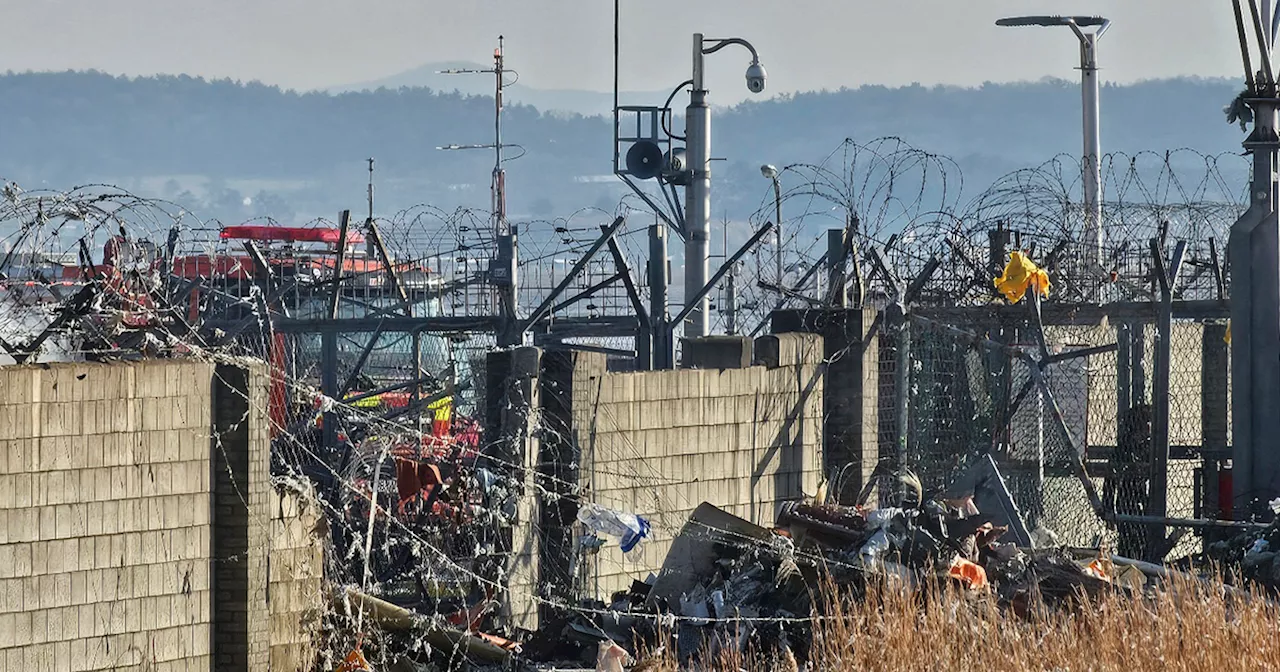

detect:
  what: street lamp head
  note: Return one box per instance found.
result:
[995,15,1107,28]
[745,61,767,94]
[760,164,778,179]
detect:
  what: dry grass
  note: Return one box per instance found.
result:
[632,572,1280,671]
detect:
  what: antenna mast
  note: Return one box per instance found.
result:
[436,38,521,344]
[494,36,507,238]
[437,36,516,241]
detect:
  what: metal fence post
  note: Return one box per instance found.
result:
[321,328,338,452]
[1201,322,1229,531]
[1148,240,1185,560]
[1148,303,1172,559]
[893,308,911,476]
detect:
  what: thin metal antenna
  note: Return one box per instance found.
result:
[436,36,517,240]
[494,36,506,237]
[367,158,374,224]
[365,157,376,258]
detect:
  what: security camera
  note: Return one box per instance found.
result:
[745,61,767,93]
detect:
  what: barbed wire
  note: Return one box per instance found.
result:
[0,136,1257,668]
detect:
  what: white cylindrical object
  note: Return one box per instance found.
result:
[684,90,712,338]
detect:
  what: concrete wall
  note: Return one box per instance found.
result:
[267,482,325,672]
[571,333,825,598]
[0,361,216,671]
[0,359,326,672]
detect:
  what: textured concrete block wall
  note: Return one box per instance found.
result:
[267,483,325,672]
[0,361,216,672]
[0,359,319,672]
[571,333,825,598]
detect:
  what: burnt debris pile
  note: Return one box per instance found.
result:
[529,466,1160,669]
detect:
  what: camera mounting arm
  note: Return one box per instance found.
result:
[693,35,763,90]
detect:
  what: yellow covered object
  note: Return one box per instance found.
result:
[993,251,1051,304]
[427,395,453,423]
[1225,321,1231,345]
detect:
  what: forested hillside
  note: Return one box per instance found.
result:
[0,71,1247,223]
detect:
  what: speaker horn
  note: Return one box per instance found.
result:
[625,141,664,180]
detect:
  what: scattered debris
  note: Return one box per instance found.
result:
[578,503,651,561]
[533,459,1161,667]
[1203,516,1280,590]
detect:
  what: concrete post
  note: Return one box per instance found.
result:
[771,307,879,503]
[483,346,542,632]
[536,349,606,620]
[826,228,848,307]
[211,364,271,670]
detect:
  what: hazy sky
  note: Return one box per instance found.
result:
[0,1,1248,103]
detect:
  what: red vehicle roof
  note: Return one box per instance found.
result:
[220,225,366,245]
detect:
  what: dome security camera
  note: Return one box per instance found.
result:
[745,61,767,93]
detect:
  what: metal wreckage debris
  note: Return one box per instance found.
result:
[515,458,1242,671]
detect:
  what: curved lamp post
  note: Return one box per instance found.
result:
[683,34,767,338]
[997,15,1111,272]
[760,164,783,287]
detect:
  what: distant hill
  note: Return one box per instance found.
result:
[328,61,669,116]
[0,70,1250,226]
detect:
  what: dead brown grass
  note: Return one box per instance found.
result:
[633,572,1280,671]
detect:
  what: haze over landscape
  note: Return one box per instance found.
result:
[3,5,1280,670]
[0,1,1255,228]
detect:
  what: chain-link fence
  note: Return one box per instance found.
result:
[879,303,1231,562]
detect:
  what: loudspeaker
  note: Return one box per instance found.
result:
[625,141,664,180]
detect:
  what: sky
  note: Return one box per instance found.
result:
[0,0,1249,103]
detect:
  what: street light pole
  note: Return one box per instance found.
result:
[761,164,782,287]
[997,15,1110,273]
[685,33,713,339]
[1077,24,1105,274]
[683,33,767,338]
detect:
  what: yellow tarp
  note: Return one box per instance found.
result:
[347,395,381,409]
[993,251,1051,304]
[428,395,453,423]
[1226,321,1231,344]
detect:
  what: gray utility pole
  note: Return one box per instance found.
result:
[683,33,767,338]
[1229,0,1280,520]
[997,16,1110,273]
